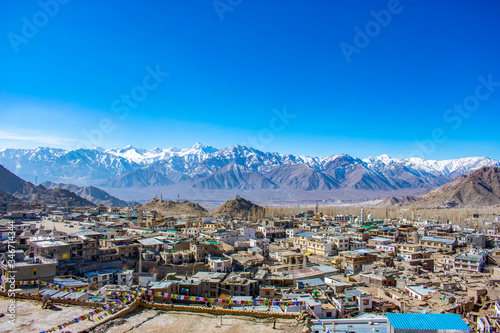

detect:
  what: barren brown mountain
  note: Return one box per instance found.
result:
[416,167,500,207]
[0,164,95,207]
[212,195,264,218]
[382,195,419,206]
[140,198,208,217]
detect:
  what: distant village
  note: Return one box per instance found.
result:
[1,194,500,333]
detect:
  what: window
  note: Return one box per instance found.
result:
[33,268,37,276]
[363,300,369,305]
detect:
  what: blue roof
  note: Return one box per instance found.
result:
[386,313,470,331]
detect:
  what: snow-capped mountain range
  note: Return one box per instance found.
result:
[0,144,498,198]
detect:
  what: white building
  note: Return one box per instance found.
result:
[115,269,134,286]
[454,249,486,273]
[376,243,396,253]
[208,256,232,272]
[405,285,437,300]
[329,235,350,251]
[286,228,303,238]
[240,226,256,240]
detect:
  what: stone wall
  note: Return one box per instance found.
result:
[0,291,105,308]
[140,262,207,278]
[78,298,299,332]
[4,292,299,333]
[78,299,141,333]
[141,301,299,319]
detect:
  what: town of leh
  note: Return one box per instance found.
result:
[1,1,500,333]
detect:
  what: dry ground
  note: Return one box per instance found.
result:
[0,298,304,333]
[0,296,98,333]
[103,309,302,333]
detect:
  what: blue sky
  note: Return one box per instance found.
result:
[1,0,499,160]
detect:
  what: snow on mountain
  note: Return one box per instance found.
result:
[364,155,500,177]
[0,144,498,194]
[105,142,218,165]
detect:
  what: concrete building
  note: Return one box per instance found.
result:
[257,226,286,239]
[30,239,71,261]
[190,241,222,262]
[405,285,438,300]
[342,251,377,274]
[454,250,486,273]
[240,226,256,240]
[221,272,259,296]
[420,236,456,252]
[178,271,226,298]
[0,251,57,289]
[396,243,422,254]
[292,233,315,251]
[270,250,306,267]
[208,256,232,272]
[330,236,350,252]
[305,239,334,256]
[286,228,303,238]
[115,269,134,285]
[67,236,98,262]
[85,270,114,288]
[368,236,391,246]
[360,271,398,287]
[102,237,140,258]
[137,238,165,253]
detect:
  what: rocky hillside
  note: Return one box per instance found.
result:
[382,195,419,206]
[0,190,20,213]
[0,164,95,207]
[99,168,173,188]
[41,181,129,207]
[0,189,19,203]
[139,198,208,217]
[416,167,500,207]
[212,196,264,218]
[1,145,498,201]
[385,167,500,208]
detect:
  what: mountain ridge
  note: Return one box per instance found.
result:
[1,145,498,201]
[0,164,96,207]
[41,181,129,207]
[417,167,500,207]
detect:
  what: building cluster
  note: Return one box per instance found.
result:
[1,202,500,332]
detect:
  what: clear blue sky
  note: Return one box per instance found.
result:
[1,0,499,160]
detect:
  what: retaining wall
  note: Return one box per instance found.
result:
[79,300,141,333]
[141,301,299,319]
[0,291,105,308]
